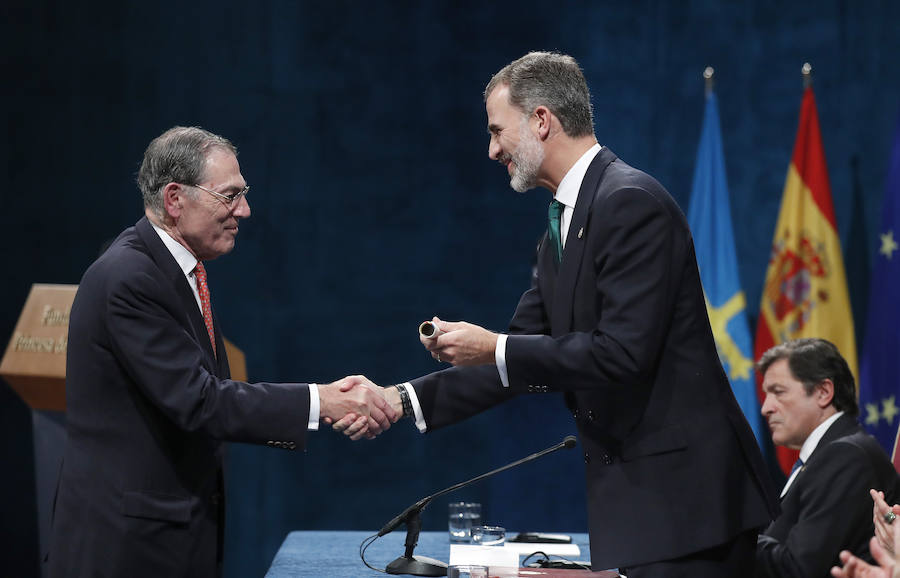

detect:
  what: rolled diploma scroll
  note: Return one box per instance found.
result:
[419,321,443,339]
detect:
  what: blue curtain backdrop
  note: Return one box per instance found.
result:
[3,1,899,577]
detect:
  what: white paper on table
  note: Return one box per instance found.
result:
[449,544,519,569]
[503,541,581,557]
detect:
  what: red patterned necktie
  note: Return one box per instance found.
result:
[193,261,217,357]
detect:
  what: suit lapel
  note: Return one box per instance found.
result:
[535,232,557,321]
[550,148,617,335]
[134,217,220,370]
[778,413,861,504]
[213,316,231,378]
[806,414,862,464]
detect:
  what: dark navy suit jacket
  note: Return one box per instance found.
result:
[757,413,900,577]
[48,216,310,578]
[412,148,780,569]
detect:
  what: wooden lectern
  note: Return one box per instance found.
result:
[0,283,248,411]
[0,283,249,578]
[0,284,76,411]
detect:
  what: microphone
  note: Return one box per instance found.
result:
[377,436,578,576]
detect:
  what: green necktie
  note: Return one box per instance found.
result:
[548,199,564,263]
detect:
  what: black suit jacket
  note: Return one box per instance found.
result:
[757,413,900,577]
[48,217,311,578]
[411,148,779,569]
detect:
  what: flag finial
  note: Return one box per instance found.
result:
[704,66,715,97]
[802,62,813,89]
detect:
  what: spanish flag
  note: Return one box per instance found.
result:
[754,86,858,476]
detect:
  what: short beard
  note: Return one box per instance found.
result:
[508,118,545,193]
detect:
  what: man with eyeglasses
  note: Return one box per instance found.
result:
[46,126,397,578]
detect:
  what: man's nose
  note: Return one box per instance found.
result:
[488,138,501,161]
[233,194,251,218]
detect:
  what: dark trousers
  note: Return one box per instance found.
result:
[620,529,757,578]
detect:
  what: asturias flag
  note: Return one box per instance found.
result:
[687,91,766,450]
[754,86,858,476]
[859,112,900,467]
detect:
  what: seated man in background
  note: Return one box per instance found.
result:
[756,338,900,577]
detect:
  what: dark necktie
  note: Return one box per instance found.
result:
[781,458,804,498]
[548,199,564,263]
[193,262,217,357]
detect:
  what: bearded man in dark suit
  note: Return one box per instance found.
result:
[336,52,780,577]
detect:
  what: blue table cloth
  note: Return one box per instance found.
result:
[266,530,593,577]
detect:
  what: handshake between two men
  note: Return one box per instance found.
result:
[323,317,498,440]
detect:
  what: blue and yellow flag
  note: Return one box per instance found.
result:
[687,91,766,449]
[859,112,900,467]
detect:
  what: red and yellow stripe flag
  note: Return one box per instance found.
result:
[754,87,858,476]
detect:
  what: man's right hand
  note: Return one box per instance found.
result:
[332,384,403,439]
[318,375,397,441]
[872,489,900,556]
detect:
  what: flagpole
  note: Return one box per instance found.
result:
[704,66,714,97]
[802,62,812,89]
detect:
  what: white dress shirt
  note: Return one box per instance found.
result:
[780,411,844,498]
[150,222,319,430]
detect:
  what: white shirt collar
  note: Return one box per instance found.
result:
[554,143,602,208]
[799,411,845,463]
[779,410,845,498]
[149,220,199,277]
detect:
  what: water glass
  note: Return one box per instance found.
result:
[448,502,482,543]
[448,565,488,578]
[471,525,505,546]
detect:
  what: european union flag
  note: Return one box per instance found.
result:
[687,91,766,450]
[859,112,900,462]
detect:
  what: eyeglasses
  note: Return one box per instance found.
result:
[189,183,250,207]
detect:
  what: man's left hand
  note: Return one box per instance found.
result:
[419,316,498,366]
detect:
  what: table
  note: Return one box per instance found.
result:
[266,531,617,577]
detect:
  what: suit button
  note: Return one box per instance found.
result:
[572,409,580,418]
[588,410,595,421]
[287,442,296,450]
[267,441,274,446]
[584,452,591,464]
[601,454,613,465]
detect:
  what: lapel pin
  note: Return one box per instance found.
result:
[578,227,584,239]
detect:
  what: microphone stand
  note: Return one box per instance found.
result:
[378,436,578,576]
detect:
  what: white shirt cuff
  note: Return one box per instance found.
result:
[400,382,427,433]
[308,383,320,430]
[496,333,510,388]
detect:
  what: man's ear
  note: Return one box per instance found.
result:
[815,379,835,408]
[533,105,552,140]
[162,182,185,219]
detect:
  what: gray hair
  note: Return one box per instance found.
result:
[137,126,237,217]
[756,338,858,417]
[484,51,594,138]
